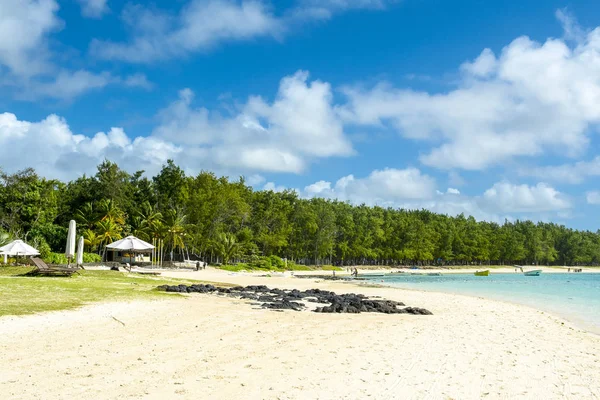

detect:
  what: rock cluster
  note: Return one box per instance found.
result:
[156,284,432,315]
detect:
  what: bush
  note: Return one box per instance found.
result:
[319,265,343,271]
[43,252,102,265]
[217,256,311,272]
[219,263,251,272]
[83,253,102,263]
[44,252,68,264]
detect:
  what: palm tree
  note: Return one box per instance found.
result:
[98,199,126,225]
[75,202,97,230]
[163,208,187,261]
[134,202,163,242]
[215,232,240,265]
[96,219,123,259]
[82,229,102,253]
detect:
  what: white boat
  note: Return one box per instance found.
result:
[523,269,542,276]
[515,266,542,276]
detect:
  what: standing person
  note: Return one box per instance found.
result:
[196,261,200,271]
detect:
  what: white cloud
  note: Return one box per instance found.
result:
[152,71,353,173]
[293,0,393,20]
[123,73,153,90]
[0,0,147,99]
[586,191,600,205]
[245,174,266,186]
[77,0,109,19]
[303,167,437,205]
[0,0,61,77]
[340,15,600,171]
[0,112,180,180]
[27,70,113,99]
[91,0,399,63]
[0,71,352,178]
[482,182,571,213]
[556,8,586,43]
[91,0,282,63]
[263,182,287,192]
[519,157,600,184]
[299,171,570,222]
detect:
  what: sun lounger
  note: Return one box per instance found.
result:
[28,257,79,277]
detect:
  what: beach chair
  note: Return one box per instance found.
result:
[28,257,79,277]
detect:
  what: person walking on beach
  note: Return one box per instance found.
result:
[196,261,200,271]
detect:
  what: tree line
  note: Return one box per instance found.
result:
[1,160,599,266]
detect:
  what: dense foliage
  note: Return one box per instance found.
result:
[1,161,599,266]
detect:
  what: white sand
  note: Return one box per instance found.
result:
[1,268,600,399]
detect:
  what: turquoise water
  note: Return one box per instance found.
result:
[365,273,600,333]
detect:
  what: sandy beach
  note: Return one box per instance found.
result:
[1,268,600,399]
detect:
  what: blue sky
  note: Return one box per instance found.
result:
[2,0,600,229]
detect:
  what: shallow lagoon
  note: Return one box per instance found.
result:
[367,272,600,334]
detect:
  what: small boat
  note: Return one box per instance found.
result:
[474,270,490,276]
[523,270,542,276]
[427,273,442,276]
[515,266,542,276]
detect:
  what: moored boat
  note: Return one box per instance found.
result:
[515,266,542,276]
[523,269,542,276]
[474,270,490,276]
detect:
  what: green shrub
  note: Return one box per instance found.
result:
[43,252,101,264]
[83,253,102,263]
[217,256,311,272]
[43,252,67,264]
[319,265,343,271]
[219,263,251,272]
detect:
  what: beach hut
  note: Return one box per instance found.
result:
[105,236,155,265]
[0,240,40,263]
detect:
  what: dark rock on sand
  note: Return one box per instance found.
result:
[156,283,432,315]
[261,300,305,311]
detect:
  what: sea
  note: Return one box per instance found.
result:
[363,272,600,334]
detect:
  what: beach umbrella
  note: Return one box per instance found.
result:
[0,240,40,257]
[76,236,84,266]
[65,220,76,260]
[106,236,155,252]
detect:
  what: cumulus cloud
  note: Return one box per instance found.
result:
[303,168,437,205]
[153,71,353,173]
[0,112,180,180]
[481,182,571,213]
[300,171,570,222]
[340,15,600,170]
[263,182,287,192]
[0,71,353,178]
[0,0,147,99]
[77,0,109,19]
[91,0,398,63]
[91,0,282,63]
[0,0,62,77]
[519,157,600,184]
[586,191,600,205]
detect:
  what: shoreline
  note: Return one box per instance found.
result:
[2,268,600,399]
[354,280,600,336]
